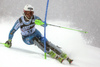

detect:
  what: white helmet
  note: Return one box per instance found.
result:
[24,4,34,11]
[23,4,34,20]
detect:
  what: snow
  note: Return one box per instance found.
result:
[0,19,100,67]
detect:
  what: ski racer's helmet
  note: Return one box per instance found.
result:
[23,4,34,20]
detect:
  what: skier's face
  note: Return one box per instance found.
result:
[24,11,34,19]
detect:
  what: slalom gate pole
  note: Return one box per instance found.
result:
[44,0,49,59]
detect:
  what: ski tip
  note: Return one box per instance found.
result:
[69,60,73,64]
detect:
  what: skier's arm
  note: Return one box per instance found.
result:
[9,19,20,40]
[5,19,20,48]
[34,15,47,27]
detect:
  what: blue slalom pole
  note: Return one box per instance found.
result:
[44,0,49,59]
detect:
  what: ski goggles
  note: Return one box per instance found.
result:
[24,11,33,16]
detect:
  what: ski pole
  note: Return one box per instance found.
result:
[0,43,4,45]
[0,42,5,46]
[35,20,88,33]
[47,24,88,33]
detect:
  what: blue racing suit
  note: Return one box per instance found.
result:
[9,15,45,45]
[8,15,63,55]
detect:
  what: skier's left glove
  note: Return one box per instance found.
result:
[5,39,12,48]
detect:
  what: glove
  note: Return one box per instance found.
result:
[5,39,12,48]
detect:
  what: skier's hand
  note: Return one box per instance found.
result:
[5,39,12,48]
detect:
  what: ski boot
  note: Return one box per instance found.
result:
[61,53,73,64]
[49,51,64,63]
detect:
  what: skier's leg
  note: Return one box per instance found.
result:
[32,29,73,63]
[33,37,50,53]
[33,30,61,54]
[33,30,60,57]
[33,37,64,63]
[33,30,66,58]
[33,29,65,62]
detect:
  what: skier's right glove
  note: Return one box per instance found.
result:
[5,39,12,48]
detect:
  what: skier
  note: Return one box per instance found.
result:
[5,4,73,64]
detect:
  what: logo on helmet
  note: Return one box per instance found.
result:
[28,7,33,11]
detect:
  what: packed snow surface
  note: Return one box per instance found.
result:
[0,20,100,67]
